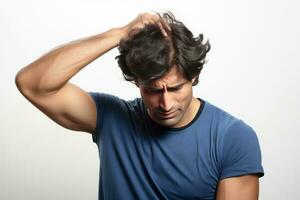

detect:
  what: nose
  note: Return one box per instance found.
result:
[159,89,174,112]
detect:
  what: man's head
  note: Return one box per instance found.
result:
[115,12,210,127]
[138,64,198,127]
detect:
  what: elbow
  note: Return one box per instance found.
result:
[15,70,23,92]
[15,69,32,96]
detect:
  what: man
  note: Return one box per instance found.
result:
[15,11,264,200]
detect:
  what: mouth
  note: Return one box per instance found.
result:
[157,110,177,119]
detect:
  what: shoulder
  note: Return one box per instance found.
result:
[202,100,242,133]
[206,103,264,179]
[199,99,264,179]
[88,92,142,115]
[203,99,260,152]
[88,92,123,105]
[88,92,143,143]
[208,101,258,145]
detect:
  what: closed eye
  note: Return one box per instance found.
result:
[143,82,186,94]
[168,86,183,92]
[147,89,162,94]
[145,86,183,94]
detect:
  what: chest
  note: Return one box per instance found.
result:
[100,120,220,199]
[138,130,220,199]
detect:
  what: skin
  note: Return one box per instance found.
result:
[137,65,200,128]
[216,175,259,200]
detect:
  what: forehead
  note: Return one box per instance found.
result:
[143,65,186,88]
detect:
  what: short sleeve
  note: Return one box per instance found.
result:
[219,120,265,180]
[88,92,122,144]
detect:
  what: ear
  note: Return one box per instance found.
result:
[191,76,199,85]
[191,77,196,83]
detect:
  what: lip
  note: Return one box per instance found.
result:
[157,110,177,119]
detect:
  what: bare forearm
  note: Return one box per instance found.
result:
[15,26,126,95]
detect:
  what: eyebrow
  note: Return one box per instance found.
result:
[143,82,187,90]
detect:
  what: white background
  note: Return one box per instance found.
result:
[1,0,299,199]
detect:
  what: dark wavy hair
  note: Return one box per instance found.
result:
[115,11,210,86]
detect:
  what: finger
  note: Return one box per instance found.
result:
[161,19,171,32]
[147,18,168,37]
[152,12,171,31]
[158,22,168,37]
[139,14,143,24]
[156,18,170,37]
[148,19,156,24]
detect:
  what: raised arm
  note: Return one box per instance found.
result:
[15,12,170,134]
[15,27,126,133]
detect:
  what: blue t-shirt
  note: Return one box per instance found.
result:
[89,92,264,200]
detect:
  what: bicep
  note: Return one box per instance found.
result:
[216,175,259,200]
[21,82,97,133]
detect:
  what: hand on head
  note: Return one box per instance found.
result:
[123,12,171,39]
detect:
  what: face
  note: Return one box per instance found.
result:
[138,65,197,128]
